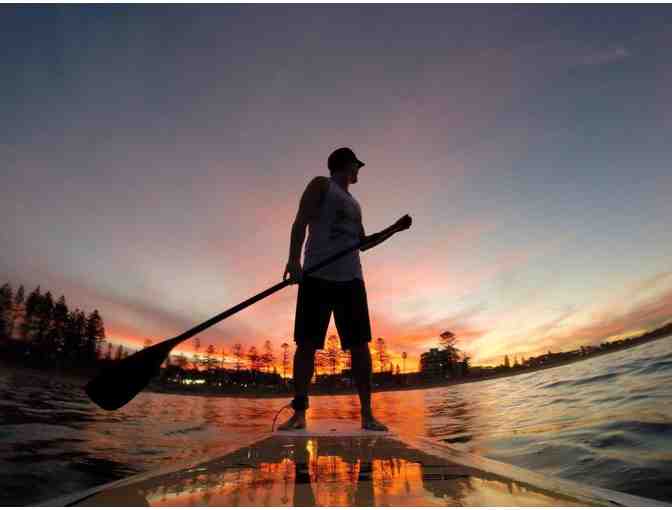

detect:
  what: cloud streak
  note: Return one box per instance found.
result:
[477,277,672,366]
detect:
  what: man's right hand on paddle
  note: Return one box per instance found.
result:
[284,260,303,283]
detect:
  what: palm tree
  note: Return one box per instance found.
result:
[220,346,227,369]
[280,342,291,379]
[233,343,243,372]
[247,346,260,373]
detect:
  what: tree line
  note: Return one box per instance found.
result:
[0,280,413,378]
[165,334,405,379]
[0,282,105,368]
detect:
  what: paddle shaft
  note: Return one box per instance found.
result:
[85,215,411,410]
[163,222,404,351]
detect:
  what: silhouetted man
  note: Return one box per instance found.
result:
[279,147,387,431]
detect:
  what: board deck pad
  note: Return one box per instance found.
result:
[273,418,391,437]
[59,428,615,507]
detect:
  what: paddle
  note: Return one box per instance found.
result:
[85,214,412,410]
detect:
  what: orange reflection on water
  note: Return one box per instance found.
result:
[113,435,586,507]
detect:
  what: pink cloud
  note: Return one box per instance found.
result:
[478,282,672,366]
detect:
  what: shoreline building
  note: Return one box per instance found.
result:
[420,348,451,379]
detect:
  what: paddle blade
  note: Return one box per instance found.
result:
[85,340,175,411]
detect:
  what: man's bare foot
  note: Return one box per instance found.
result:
[362,415,388,431]
[277,412,306,431]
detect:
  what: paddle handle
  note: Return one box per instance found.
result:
[164,215,412,350]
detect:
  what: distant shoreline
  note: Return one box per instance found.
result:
[2,333,668,402]
[146,334,670,400]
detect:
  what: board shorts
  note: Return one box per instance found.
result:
[294,275,372,350]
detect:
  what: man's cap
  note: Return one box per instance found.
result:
[327,147,365,173]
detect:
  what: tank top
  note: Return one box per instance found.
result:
[303,177,364,281]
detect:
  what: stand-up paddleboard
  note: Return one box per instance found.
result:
[39,421,667,507]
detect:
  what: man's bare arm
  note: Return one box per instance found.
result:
[284,177,329,281]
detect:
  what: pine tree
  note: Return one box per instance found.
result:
[64,309,88,365]
[63,309,80,364]
[0,283,12,338]
[76,310,88,361]
[51,296,69,358]
[39,291,54,337]
[11,285,25,339]
[35,291,55,361]
[21,286,41,341]
[85,310,106,363]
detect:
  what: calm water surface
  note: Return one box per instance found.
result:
[2,337,671,505]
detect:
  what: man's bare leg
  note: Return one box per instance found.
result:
[278,345,315,430]
[350,343,388,431]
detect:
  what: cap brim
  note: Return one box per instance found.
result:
[356,160,365,168]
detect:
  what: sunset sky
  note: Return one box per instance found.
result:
[2,5,671,368]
